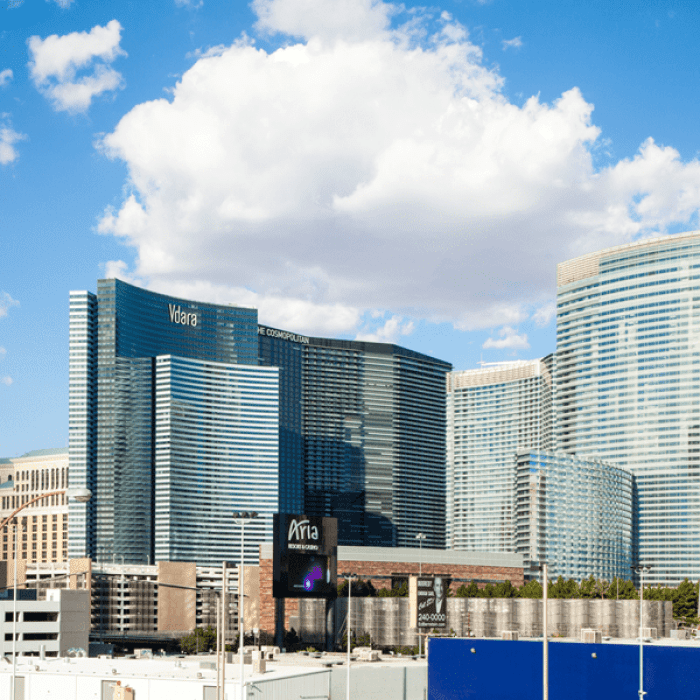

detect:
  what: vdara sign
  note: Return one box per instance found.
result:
[169,304,198,327]
[258,326,309,344]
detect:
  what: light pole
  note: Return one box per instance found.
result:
[631,564,651,700]
[541,562,548,700]
[1,487,91,700]
[232,511,258,700]
[415,533,426,658]
[341,573,356,700]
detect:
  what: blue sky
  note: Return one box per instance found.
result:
[1,0,700,457]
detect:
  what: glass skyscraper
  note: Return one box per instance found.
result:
[69,279,273,564]
[259,326,452,549]
[515,450,633,581]
[557,230,700,585]
[446,359,553,552]
[154,356,278,566]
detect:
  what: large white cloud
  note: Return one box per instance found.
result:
[28,20,126,113]
[97,0,700,337]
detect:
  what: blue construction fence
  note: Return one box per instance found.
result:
[428,637,700,700]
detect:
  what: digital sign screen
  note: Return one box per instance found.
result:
[273,514,337,599]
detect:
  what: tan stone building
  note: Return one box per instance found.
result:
[0,448,69,567]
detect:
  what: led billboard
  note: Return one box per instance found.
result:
[273,514,338,599]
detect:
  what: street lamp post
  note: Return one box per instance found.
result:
[342,573,356,700]
[415,533,426,658]
[541,563,548,700]
[631,564,652,700]
[1,487,91,700]
[232,511,258,700]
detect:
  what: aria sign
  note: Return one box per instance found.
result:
[168,304,198,328]
[273,513,337,599]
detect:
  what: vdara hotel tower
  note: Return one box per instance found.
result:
[557,231,700,585]
[69,280,451,565]
[69,280,278,566]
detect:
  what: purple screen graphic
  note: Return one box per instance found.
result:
[303,565,323,591]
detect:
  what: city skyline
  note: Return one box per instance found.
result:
[3,0,700,457]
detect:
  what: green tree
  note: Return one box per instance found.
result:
[377,581,408,597]
[454,581,480,598]
[493,580,518,598]
[579,575,600,599]
[518,580,542,599]
[337,578,377,597]
[670,579,698,623]
[549,577,579,599]
[180,625,217,655]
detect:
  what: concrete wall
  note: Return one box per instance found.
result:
[298,598,674,647]
[157,561,196,632]
[330,663,426,700]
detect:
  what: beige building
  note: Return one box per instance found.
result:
[0,448,69,567]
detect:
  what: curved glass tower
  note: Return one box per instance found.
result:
[557,231,700,585]
[69,279,273,564]
[515,450,633,581]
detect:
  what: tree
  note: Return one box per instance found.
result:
[493,580,518,598]
[180,625,217,655]
[518,580,542,599]
[337,578,376,597]
[377,581,408,597]
[454,581,480,598]
[671,578,698,623]
[549,577,579,599]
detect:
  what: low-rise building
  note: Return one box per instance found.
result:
[0,588,89,657]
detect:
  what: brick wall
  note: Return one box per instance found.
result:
[257,546,523,637]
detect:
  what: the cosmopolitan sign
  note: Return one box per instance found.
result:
[258,326,309,344]
[273,513,337,599]
[169,304,198,328]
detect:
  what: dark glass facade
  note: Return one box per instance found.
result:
[69,279,260,563]
[259,326,451,549]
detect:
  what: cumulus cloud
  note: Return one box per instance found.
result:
[47,0,75,8]
[0,118,26,165]
[482,326,530,350]
[1,377,13,386]
[96,0,700,337]
[28,20,126,113]
[0,69,12,87]
[532,300,556,328]
[355,315,415,343]
[502,36,522,50]
[0,293,19,319]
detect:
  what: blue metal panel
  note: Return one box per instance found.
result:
[429,638,700,700]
